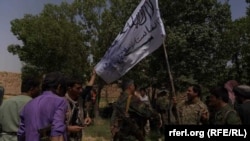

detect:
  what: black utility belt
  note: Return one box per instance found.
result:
[1,131,17,136]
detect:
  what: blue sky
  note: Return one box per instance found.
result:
[0,0,248,73]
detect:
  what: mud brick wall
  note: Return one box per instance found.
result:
[101,84,121,101]
[99,83,121,107]
[0,71,21,96]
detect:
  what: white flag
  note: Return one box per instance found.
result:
[95,0,166,84]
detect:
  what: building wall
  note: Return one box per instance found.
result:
[0,71,21,96]
[0,71,121,102]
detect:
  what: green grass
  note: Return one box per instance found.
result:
[82,116,111,141]
[82,116,165,141]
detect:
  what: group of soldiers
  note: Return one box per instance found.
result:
[110,79,250,141]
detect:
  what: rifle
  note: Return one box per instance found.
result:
[68,104,84,141]
[112,103,145,141]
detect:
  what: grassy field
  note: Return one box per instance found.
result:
[82,116,165,141]
[82,116,111,141]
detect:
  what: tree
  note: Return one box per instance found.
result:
[8,3,89,78]
[154,0,233,91]
[227,0,250,84]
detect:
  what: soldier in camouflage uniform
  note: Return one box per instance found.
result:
[110,79,161,141]
[154,90,175,140]
[208,86,241,125]
[173,84,209,125]
[155,90,177,125]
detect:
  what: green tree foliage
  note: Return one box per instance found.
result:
[8,2,89,78]
[155,0,233,90]
[226,18,250,84]
[228,3,250,84]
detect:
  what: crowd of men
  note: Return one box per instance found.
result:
[1,70,250,141]
[0,70,96,141]
[110,79,250,141]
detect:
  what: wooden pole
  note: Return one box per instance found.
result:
[162,38,179,124]
[162,38,176,97]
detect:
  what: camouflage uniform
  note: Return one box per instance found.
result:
[153,95,174,141]
[155,95,176,125]
[210,104,241,125]
[111,92,160,141]
[176,98,208,125]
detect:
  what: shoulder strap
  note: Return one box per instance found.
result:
[223,110,235,124]
[125,95,132,114]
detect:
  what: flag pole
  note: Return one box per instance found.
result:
[162,37,180,124]
[162,38,176,97]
